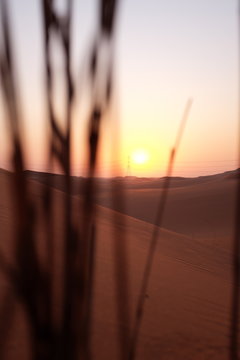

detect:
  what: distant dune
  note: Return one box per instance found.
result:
[0,168,239,359]
[96,170,238,241]
[25,168,239,239]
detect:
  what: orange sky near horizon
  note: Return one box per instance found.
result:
[0,0,239,178]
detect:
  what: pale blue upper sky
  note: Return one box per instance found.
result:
[0,0,238,176]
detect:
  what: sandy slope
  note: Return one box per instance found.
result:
[92,208,234,359]
[25,169,238,239]
[0,169,238,359]
[95,171,238,242]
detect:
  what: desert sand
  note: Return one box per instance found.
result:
[0,169,239,359]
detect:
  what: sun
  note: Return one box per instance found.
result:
[131,149,149,165]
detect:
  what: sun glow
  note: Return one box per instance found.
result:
[131,149,149,165]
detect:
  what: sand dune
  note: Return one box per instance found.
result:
[25,169,238,239]
[95,170,238,241]
[0,169,239,359]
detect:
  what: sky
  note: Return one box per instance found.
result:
[0,0,239,177]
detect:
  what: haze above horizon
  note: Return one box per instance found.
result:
[0,0,238,177]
